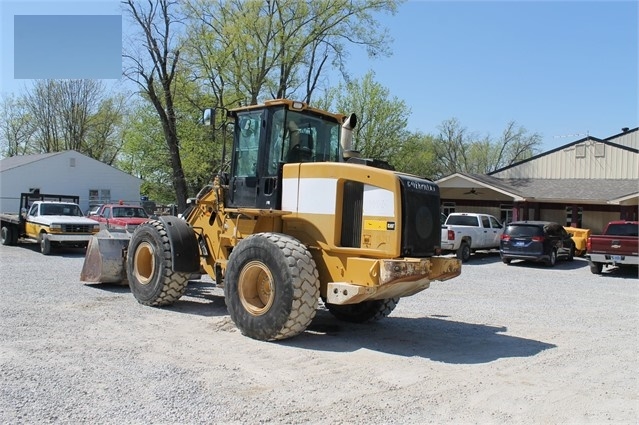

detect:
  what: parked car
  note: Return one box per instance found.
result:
[92,204,150,232]
[500,221,575,267]
[440,212,503,262]
[586,220,638,274]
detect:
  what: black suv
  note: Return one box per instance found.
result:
[500,221,575,267]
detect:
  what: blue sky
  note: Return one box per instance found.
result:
[0,0,637,152]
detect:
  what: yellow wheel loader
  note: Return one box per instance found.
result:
[81,99,461,341]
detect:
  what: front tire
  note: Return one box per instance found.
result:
[126,220,190,306]
[456,241,471,262]
[326,298,399,323]
[40,233,51,255]
[225,233,320,341]
[545,249,557,267]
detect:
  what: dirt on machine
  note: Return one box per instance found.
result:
[80,99,462,341]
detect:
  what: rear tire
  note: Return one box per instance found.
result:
[456,241,471,263]
[502,258,512,265]
[567,246,575,261]
[590,262,603,274]
[1,226,15,246]
[127,220,190,306]
[326,298,399,323]
[225,233,320,341]
[545,249,557,267]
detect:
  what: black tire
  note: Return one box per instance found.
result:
[502,258,512,265]
[567,246,575,261]
[225,232,319,341]
[590,262,603,274]
[456,241,471,262]
[545,249,557,267]
[326,298,399,323]
[1,226,15,246]
[126,220,190,306]
[39,233,51,255]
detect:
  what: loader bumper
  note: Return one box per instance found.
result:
[326,256,461,305]
[80,229,131,284]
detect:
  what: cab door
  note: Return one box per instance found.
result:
[227,112,263,208]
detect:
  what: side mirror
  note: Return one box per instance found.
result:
[202,108,215,126]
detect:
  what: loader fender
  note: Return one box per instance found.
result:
[158,216,200,273]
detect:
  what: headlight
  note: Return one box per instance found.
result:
[92,224,100,232]
[50,224,62,230]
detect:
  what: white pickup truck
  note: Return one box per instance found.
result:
[440,213,504,262]
[0,193,100,255]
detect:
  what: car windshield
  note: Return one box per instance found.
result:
[41,204,84,217]
[446,215,479,226]
[112,207,149,218]
[606,223,638,237]
[506,225,542,238]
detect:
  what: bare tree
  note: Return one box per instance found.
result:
[123,0,189,211]
[433,118,541,176]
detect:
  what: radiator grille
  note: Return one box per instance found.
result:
[61,224,93,233]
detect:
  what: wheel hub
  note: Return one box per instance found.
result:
[134,241,155,285]
[238,261,274,316]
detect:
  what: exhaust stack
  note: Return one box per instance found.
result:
[340,113,359,159]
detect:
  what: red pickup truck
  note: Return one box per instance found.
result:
[586,220,638,274]
[90,204,150,232]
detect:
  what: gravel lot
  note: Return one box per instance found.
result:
[1,243,637,424]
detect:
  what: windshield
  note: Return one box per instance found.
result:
[40,204,84,217]
[112,207,149,218]
[267,107,342,173]
[505,225,543,238]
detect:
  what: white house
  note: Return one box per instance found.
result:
[0,150,143,214]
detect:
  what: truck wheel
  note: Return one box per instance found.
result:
[567,246,575,261]
[40,233,52,255]
[502,258,512,265]
[590,262,603,274]
[545,249,557,267]
[127,220,189,306]
[456,242,471,262]
[1,226,15,246]
[225,233,319,341]
[326,298,399,323]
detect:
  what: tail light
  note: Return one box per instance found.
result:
[500,234,510,241]
[447,230,455,241]
[586,237,592,251]
[532,236,545,242]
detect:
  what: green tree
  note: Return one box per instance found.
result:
[319,71,412,165]
[183,0,401,106]
[123,0,190,211]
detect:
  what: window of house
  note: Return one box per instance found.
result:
[575,144,586,158]
[594,143,605,158]
[500,204,513,224]
[565,206,583,227]
[89,189,111,207]
[442,202,455,217]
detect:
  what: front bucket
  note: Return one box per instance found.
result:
[80,230,132,284]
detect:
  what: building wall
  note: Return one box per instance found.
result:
[0,151,141,213]
[608,129,638,149]
[492,141,638,180]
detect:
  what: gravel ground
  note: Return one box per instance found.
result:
[1,243,637,424]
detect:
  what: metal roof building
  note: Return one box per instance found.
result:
[437,127,638,233]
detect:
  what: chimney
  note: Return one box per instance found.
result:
[622,127,629,132]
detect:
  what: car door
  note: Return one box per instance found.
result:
[479,215,492,248]
[488,216,503,248]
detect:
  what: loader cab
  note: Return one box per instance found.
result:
[227,101,343,209]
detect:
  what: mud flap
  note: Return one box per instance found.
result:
[80,230,131,284]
